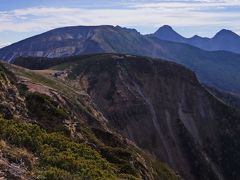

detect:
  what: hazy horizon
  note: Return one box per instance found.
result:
[0,0,240,47]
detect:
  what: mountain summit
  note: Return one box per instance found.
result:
[154,25,185,43]
[213,29,239,39]
[0,25,147,62]
[153,25,240,54]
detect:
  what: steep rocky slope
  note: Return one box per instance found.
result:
[0,61,178,179]
[44,54,240,180]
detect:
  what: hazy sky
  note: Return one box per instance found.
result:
[0,0,240,47]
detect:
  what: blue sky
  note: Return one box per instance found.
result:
[0,0,240,47]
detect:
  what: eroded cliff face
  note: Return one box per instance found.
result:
[60,54,240,180]
[2,54,240,179]
[0,61,180,179]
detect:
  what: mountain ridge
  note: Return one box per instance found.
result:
[1,53,240,179]
[21,54,240,180]
[1,25,240,96]
[153,25,240,54]
[0,56,180,180]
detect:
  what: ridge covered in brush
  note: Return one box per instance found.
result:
[0,58,179,179]
[4,54,240,179]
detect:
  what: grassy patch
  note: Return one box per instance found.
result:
[80,127,141,179]
[5,64,80,100]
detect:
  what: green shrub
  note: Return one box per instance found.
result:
[0,65,6,80]
[37,167,73,180]
[0,118,118,179]
[25,92,68,131]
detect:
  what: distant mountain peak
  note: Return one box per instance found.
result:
[191,35,201,39]
[218,29,234,34]
[159,25,174,30]
[214,29,239,39]
[154,25,184,42]
[152,26,240,54]
[155,25,176,34]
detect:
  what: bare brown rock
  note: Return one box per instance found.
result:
[63,54,240,180]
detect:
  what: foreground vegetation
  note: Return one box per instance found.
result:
[0,115,180,180]
[0,116,119,179]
